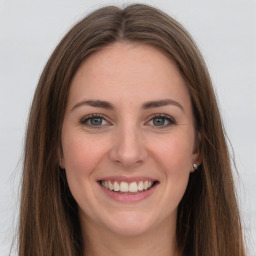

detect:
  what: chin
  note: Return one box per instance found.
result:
[100,210,158,236]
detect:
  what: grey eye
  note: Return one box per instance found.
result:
[81,114,109,127]
[89,117,103,126]
[152,117,166,126]
[148,115,175,128]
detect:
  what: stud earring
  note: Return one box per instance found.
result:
[193,163,198,170]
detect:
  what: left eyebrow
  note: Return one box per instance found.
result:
[142,99,184,112]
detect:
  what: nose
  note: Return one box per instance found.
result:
[108,124,147,168]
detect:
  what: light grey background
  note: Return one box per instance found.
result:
[0,0,255,255]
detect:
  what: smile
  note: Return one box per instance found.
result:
[100,180,156,193]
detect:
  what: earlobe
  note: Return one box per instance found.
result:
[59,157,65,169]
[191,132,202,172]
[57,144,65,169]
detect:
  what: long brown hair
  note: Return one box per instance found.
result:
[19,4,246,256]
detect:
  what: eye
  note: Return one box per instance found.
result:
[81,114,109,127]
[148,114,176,128]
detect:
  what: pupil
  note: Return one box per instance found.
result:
[91,118,102,125]
[153,118,165,126]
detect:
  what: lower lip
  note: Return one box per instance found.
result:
[99,183,158,203]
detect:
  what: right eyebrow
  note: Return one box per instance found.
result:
[71,100,114,112]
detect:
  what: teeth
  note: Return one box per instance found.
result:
[113,181,119,191]
[129,182,138,193]
[101,180,154,193]
[138,181,144,191]
[108,181,114,190]
[104,181,109,189]
[120,182,128,192]
[143,181,148,190]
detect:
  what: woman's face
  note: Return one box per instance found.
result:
[61,42,200,237]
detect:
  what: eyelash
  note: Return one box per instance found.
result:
[147,114,176,128]
[80,114,108,128]
[80,114,176,128]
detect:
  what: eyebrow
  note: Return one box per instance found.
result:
[142,99,184,111]
[71,100,114,111]
[71,99,184,112]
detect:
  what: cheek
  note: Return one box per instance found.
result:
[153,136,193,214]
[153,133,193,196]
[62,133,107,175]
[154,133,194,173]
[61,134,108,212]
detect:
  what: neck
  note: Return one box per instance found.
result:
[81,216,180,256]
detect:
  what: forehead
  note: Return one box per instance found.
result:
[67,42,191,110]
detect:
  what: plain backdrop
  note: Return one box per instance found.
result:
[0,0,255,255]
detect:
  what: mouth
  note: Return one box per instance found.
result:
[98,179,159,194]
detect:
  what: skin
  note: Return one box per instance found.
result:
[61,42,200,256]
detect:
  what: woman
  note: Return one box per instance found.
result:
[19,4,246,256]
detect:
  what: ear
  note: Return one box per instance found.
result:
[191,132,202,173]
[57,144,65,169]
